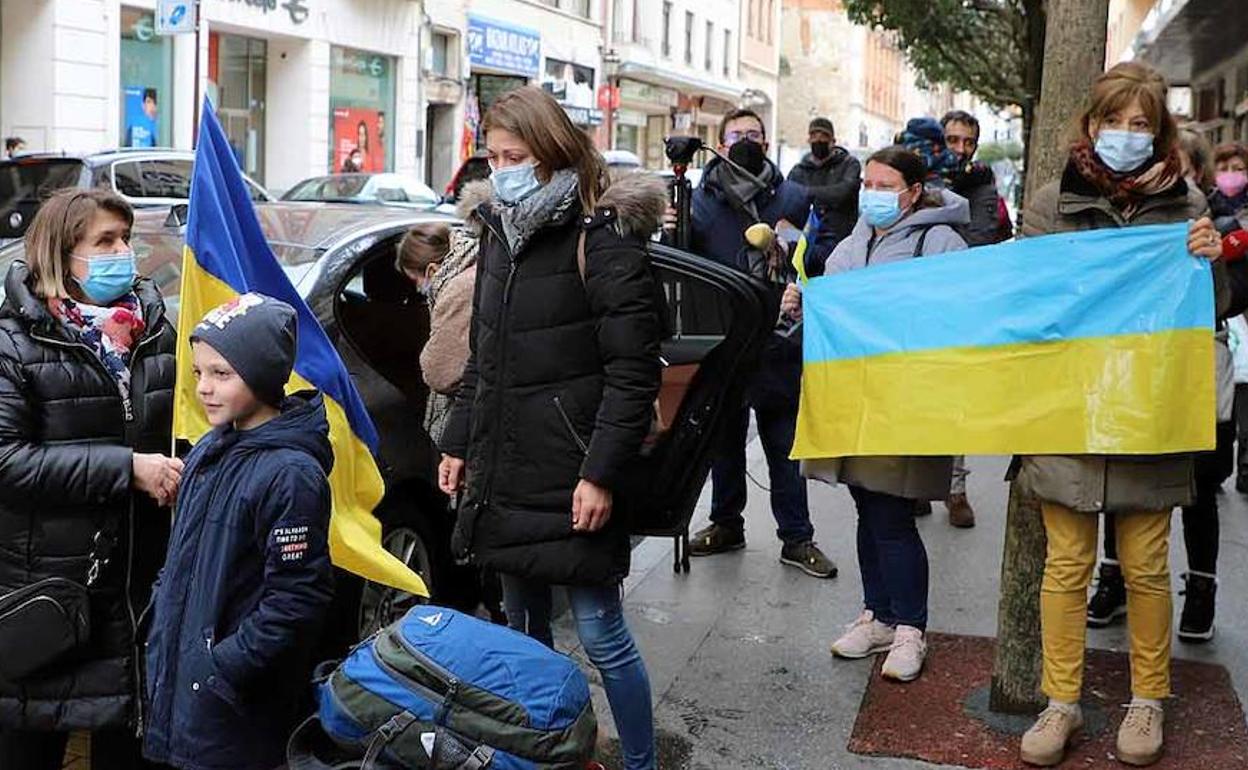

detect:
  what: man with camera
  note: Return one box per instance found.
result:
[669,108,836,579]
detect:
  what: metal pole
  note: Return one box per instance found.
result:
[191,0,202,145]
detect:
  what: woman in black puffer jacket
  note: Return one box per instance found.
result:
[439,86,665,770]
[0,189,180,769]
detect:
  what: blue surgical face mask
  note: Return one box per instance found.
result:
[859,188,906,228]
[491,162,542,205]
[1094,129,1155,173]
[71,251,137,304]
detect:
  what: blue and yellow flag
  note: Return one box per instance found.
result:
[792,222,1215,458]
[790,205,821,286]
[174,100,428,596]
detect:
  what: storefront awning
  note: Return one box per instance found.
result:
[615,62,743,104]
[1135,0,1248,85]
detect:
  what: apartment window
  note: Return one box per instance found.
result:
[705,21,713,71]
[632,0,643,43]
[765,0,773,43]
[747,0,755,36]
[684,12,693,65]
[723,29,731,77]
[431,32,451,76]
[566,0,590,18]
[662,2,673,56]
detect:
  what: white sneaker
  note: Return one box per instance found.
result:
[830,610,895,659]
[881,625,926,682]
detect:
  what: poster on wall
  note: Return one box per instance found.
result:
[332,108,381,173]
[123,87,160,148]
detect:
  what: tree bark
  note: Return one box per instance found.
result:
[1021,0,1111,206]
[990,0,1110,716]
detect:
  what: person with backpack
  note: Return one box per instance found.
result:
[437,85,665,770]
[780,146,970,683]
[142,293,335,770]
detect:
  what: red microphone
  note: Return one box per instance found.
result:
[1225,229,1248,263]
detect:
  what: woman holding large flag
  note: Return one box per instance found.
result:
[1013,62,1227,768]
[0,188,180,769]
[437,86,666,770]
[782,146,971,685]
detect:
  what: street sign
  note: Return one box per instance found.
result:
[156,0,196,35]
[597,84,620,111]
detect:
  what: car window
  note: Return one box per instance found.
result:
[285,176,369,202]
[112,159,193,200]
[0,160,84,208]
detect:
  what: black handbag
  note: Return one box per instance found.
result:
[0,528,115,681]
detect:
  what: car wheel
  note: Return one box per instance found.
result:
[357,519,439,639]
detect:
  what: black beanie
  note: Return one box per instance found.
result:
[808,117,835,136]
[191,293,298,407]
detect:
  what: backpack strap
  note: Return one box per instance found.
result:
[911,225,932,259]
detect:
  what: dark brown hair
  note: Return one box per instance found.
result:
[395,223,450,274]
[718,108,766,143]
[1077,62,1177,157]
[1213,141,1248,168]
[940,110,980,140]
[865,146,944,210]
[24,188,134,298]
[482,86,606,212]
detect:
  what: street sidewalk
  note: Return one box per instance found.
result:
[557,444,1248,769]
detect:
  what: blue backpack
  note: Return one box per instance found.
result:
[289,606,597,769]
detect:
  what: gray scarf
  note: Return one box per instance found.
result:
[493,168,580,255]
[702,157,782,221]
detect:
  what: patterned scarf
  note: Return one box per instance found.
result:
[493,168,581,255]
[428,227,479,312]
[1069,140,1184,219]
[48,294,146,405]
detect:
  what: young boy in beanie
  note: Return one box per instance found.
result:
[143,292,336,770]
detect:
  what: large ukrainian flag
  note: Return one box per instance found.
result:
[173,100,428,596]
[792,222,1216,458]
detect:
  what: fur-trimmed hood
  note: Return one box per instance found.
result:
[457,170,668,239]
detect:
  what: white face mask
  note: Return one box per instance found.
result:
[1094,129,1155,173]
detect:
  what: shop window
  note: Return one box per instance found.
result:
[543,59,596,108]
[662,2,672,57]
[431,33,451,77]
[329,46,397,174]
[209,33,267,182]
[120,7,173,147]
[684,12,694,66]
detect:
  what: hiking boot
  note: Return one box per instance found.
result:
[688,523,745,557]
[881,625,926,682]
[1178,571,1217,643]
[914,500,933,516]
[946,493,976,528]
[1116,700,1164,766]
[830,610,894,659]
[1020,703,1084,766]
[780,541,837,578]
[1087,560,1127,627]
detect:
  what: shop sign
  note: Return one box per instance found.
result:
[562,104,603,127]
[223,0,310,25]
[155,0,195,35]
[467,15,541,78]
[618,80,679,108]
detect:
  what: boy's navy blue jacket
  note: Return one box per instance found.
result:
[143,392,335,770]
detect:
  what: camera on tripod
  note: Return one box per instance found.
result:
[663,136,705,250]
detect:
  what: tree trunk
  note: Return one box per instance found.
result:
[1021,0,1111,207]
[990,0,1110,716]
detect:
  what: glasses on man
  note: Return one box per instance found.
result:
[724,129,765,145]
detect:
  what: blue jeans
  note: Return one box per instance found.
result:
[500,579,656,770]
[849,485,929,630]
[710,403,814,545]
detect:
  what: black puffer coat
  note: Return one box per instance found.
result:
[0,261,175,731]
[441,173,666,586]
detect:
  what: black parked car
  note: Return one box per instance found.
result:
[0,201,773,645]
[0,148,271,245]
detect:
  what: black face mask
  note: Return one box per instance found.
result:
[810,141,832,160]
[728,139,767,176]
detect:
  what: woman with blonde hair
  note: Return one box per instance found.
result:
[0,188,180,768]
[437,85,667,769]
[1014,61,1230,767]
